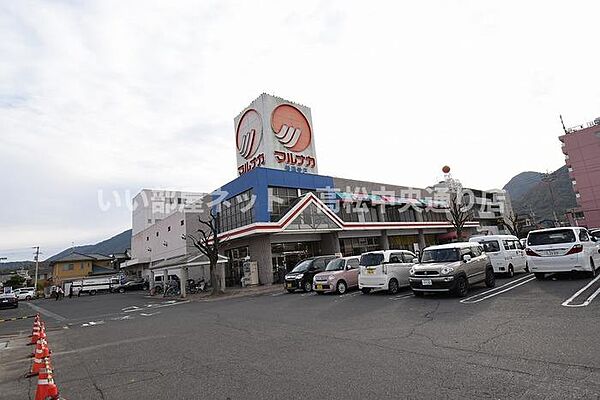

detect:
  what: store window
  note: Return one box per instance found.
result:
[339,237,380,256]
[218,190,255,232]
[384,206,417,222]
[269,187,301,222]
[421,209,449,222]
[389,235,419,251]
[338,202,380,223]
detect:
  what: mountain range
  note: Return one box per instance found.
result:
[503,166,577,222]
[44,229,132,262]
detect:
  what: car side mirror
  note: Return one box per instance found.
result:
[463,254,472,263]
[412,258,419,263]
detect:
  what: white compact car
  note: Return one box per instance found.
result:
[470,235,528,277]
[526,227,600,279]
[358,250,416,294]
[13,287,36,301]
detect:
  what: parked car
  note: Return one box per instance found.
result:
[13,287,36,300]
[526,227,600,279]
[358,250,416,295]
[409,242,495,297]
[284,256,337,293]
[313,256,361,294]
[470,235,528,276]
[112,279,149,293]
[0,291,18,309]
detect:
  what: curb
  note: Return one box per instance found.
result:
[0,315,37,323]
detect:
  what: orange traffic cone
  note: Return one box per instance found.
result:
[31,338,44,358]
[39,323,47,341]
[34,360,60,400]
[31,338,51,358]
[28,350,47,376]
[29,325,41,345]
[30,318,41,337]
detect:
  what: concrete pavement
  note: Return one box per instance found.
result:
[1,273,599,399]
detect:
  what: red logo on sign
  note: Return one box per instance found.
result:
[236,109,262,160]
[271,104,312,153]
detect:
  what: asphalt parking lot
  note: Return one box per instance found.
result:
[1,271,599,400]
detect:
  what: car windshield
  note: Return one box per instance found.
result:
[325,259,345,271]
[528,229,576,246]
[360,253,384,267]
[591,230,600,240]
[421,248,460,263]
[291,260,312,273]
[480,240,500,253]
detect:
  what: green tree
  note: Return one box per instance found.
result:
[5,274,26,288]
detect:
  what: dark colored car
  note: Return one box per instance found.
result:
[112,279,149,293]
[0,292,18,308]
[284,255,336,293]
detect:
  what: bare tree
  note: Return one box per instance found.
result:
[446,189,473,241]
[185,211,228,295]
[504,210,523,238]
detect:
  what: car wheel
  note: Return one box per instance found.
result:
[413,290,424,297]
[303,281,312,292]
[25,295,31,301]
[534,273,545,280]
[90,290,97,296]
[485,268,496,288]
[361,288,371,295]
[286,289,295,293]
[119,288,125,293]
[336,281,347,295]
[507,265,514,278]
[452,276,468,297]
[387,279,399,295]
[590,259,597,278]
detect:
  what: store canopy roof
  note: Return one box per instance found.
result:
[149,253,228,270]
[334,192,447,208]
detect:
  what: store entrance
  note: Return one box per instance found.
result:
[225,246,248,287]
[271,241,322,283]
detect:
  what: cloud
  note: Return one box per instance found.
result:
[1,0,600,260]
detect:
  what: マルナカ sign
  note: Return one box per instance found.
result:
[234,94,318,175]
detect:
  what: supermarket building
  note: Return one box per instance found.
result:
[127,94,510,287]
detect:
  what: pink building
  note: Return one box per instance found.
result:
[560,117,600,229]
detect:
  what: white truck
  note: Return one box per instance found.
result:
[71,276,120,296]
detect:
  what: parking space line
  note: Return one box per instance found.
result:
[562,274,600,308]
[460,274,535,304]
[389,293,414,301]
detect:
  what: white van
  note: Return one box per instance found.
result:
[469,235,527,277]
[526,227,600,279]
[358,250,416,294]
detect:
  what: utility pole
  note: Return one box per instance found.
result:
[33,246,40,292]
[542,172,559,226]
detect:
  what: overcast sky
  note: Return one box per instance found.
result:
[1,1,599,261]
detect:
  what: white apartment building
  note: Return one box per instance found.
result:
[123,189,209,281]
